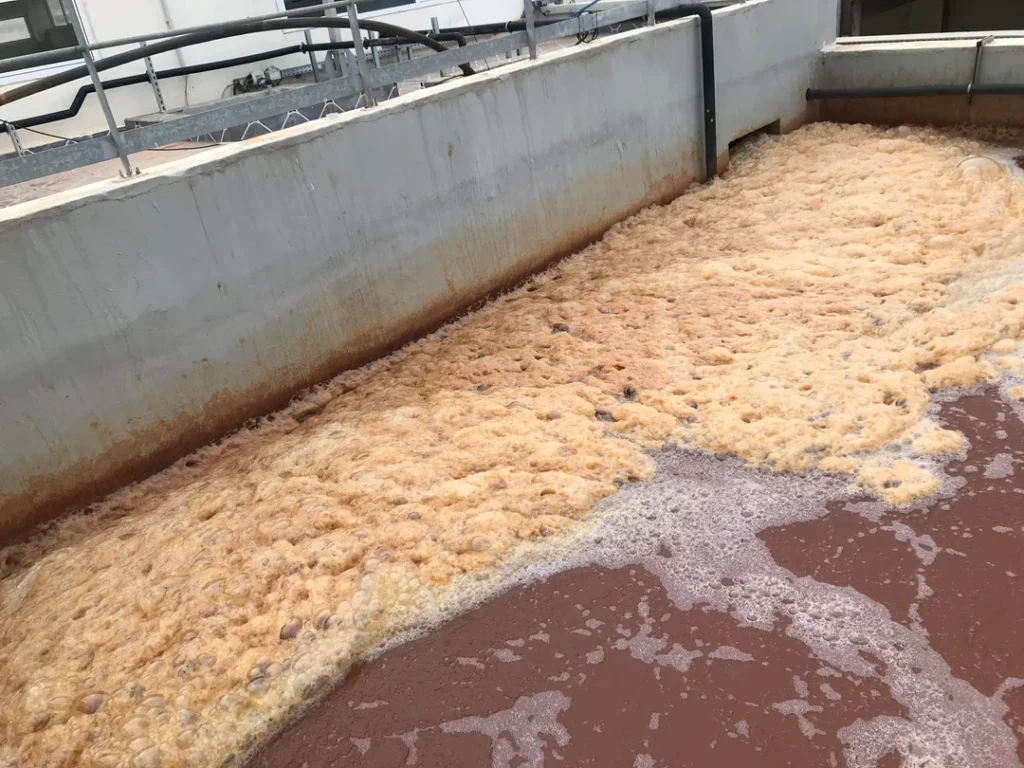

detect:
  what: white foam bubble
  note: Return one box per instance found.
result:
[378,447,1018,767]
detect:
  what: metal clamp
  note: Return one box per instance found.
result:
[967,35,996,105]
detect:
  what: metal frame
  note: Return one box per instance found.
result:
[1,0,695,188]
[0,0,361,74]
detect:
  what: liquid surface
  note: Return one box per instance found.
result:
[4,123,1024,768]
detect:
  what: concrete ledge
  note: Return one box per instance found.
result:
[0,0,835,542]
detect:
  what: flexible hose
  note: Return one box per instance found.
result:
[8,37,426,129]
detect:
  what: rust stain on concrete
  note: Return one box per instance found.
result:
[0,163,698,547]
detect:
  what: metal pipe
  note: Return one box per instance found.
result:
[679,3,717,181]
[304,30,321,83]
[64,0,134,178]
[0,0,362,74]
[807,84,1024,99]
[7,40,412,131]
[369,29,381,69]
[0,17,474,108]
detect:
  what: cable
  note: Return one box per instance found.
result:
[150,143,219,151]
[0,118,77,143]
[575,15,599,44]
[0,16,474,108]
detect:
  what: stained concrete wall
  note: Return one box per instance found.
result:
[814,38,1024,126]
[0,0,837,541]
[819,38,1024,90]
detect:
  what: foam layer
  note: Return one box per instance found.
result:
[3,123,1024,768]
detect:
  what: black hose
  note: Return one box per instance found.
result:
[0,16,474,108]
[684,3,717,181]
[10,38,419,129]
[807,84,1024,100]
[429,31,468,47]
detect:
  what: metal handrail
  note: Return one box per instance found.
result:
[0,0,715,190]
[0,0,359,75]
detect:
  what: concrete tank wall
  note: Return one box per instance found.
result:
[815,38,1024,126]
[0,0,837,542]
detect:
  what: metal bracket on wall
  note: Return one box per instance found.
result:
[5,123,26,157]
[524,0,538,59]
[967,35,996,105]
[141,46,167,113]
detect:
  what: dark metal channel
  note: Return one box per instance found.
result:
[807,84,1024,99]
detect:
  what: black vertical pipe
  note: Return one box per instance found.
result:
[417,5,718,181]
[683,3,718,181]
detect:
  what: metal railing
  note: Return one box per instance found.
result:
[0,0,695,189]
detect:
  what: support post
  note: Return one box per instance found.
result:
[65,0,133,177]
[523,0,538,59]
[141,45,166,112]
[348,2,376,106]
[5,122,26,157]
[431,16,443,76]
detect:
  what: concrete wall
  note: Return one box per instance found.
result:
[0,0,521,153]
[819,38,1024,89]
[814,37,1024,126]
[0,0,837,542]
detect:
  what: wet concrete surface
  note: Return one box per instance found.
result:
[248,391,1024,767]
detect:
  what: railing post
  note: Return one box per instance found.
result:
[348,2,376,107]
[431,16,444,77]
[303,29,321,82]
[64,0,134,178]
[647,0,656,26]
[322,0,346,77]
[523,0,538,59]
[369,29,381,69]
[140,44,166,112]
